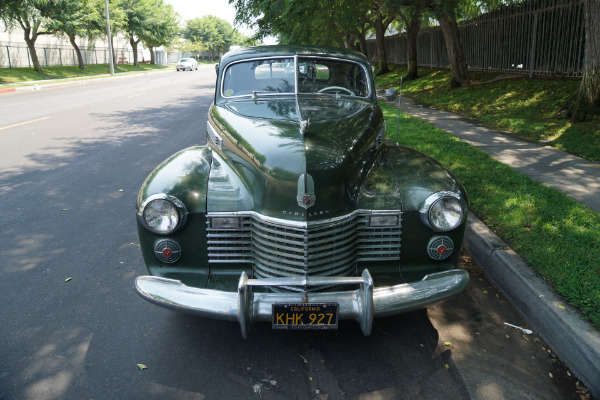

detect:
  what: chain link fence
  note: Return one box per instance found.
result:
[0,43,167,68]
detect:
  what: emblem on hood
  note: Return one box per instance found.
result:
[297,173,316,209]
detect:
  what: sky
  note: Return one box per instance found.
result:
[164,0,277,45]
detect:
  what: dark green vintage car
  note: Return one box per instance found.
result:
[135,46,469,337]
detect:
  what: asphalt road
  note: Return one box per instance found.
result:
[0,67,584,400]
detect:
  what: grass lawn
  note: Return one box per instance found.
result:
[380,102,600,330]
[376,65,600,162]
[0,63,169,85]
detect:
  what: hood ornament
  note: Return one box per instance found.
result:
[297,173,316,209]
[299,118,310,135]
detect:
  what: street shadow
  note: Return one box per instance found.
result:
[122,309,471,400]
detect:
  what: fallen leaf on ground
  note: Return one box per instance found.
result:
[137,364,148,370]
[65,277,72,282]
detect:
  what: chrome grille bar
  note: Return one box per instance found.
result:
[207,211,401,290]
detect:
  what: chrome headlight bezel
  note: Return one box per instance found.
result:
[419,191,467,232]
[138,194,188,235]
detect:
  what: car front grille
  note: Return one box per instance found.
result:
[207,212,401,291]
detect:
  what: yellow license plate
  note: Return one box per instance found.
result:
[272,303,338,330]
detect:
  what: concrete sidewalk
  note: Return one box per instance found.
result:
[388,95,600,398]
[398,96,600,213]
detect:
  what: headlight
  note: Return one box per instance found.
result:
[139,194,187,235]
[420,192,466,232]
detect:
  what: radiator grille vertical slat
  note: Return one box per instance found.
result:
[207,211,401,291]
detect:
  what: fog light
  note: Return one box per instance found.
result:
[369,215,399,227]
[209,216,241,229]
[154,239,182,263]
[427,236,454,260]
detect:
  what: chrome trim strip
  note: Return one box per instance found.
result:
[135,269,469,338]
[207,209,401,229]
[206,121,222,149]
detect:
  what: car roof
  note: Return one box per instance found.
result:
[220,45,371,68]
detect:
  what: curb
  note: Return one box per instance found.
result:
[0,88,16,94]
[463,211,600,397]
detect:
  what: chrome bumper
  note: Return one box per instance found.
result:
[135,269,469,338]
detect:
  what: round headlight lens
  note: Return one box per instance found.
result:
[429,197,464,231]
[142,198,183,234]
[420,192,466,232]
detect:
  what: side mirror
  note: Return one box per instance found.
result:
[215,64,219,74]
[383,87,398,101]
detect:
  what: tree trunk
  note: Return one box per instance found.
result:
[567,0,600,121]
[20,23,42,72]
[130,36,140,67]
[150,47,156,64]
[404,10,421,81]
[438,15,470,87]
[356,31,367,56]
[111,36,118,68]
[69,34,85,69]
[343,33,353,49]
[374,16,393,75]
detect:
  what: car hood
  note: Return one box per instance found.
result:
[208,97,382,220]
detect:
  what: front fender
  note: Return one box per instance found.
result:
[136,146,213,287]
[137,146,213,213]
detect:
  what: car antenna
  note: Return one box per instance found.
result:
[396,77,402,146]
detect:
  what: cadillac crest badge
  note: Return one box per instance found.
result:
[297,173,316,209]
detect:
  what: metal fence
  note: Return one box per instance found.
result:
[0,43,167,68]
[366,0,585,77]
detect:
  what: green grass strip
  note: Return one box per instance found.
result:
[0,63,169,85]
[377,66,600,162]
[380,102,600,329]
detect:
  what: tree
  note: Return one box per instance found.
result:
[566,0,600,121]
[424,0,470,86]
[183,16,235,59]
[231,0,368,48]
[43,0,103,69]
[1,0,55,72]
[121,0,154,66]
[86,0,126,68]
[371,0,397,74]
[396,2,423,80]
[140,1,178,64]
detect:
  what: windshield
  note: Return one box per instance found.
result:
[222,56,370,98]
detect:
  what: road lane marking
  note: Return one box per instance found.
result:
[125,92,147,99]
[0,115,53,131]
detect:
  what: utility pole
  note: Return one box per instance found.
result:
[105,0,114,76]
